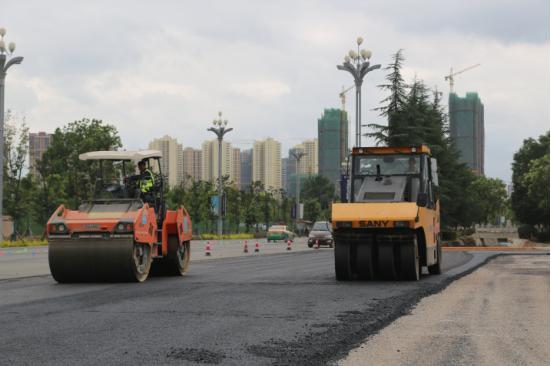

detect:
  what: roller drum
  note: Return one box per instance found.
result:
[48,238,150,282]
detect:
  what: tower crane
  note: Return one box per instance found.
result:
[339,85,355,111]
[444,63,480,93]
[339,85,355,150]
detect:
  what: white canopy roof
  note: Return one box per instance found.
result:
[79,150,162,162]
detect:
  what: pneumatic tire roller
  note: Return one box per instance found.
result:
[333,145,443,281]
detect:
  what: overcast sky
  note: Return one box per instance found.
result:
[3,0,549,182]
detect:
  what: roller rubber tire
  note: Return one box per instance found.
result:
[356,244,375,280]
[428,240,442,275]
[398,240,420,281]
[378,244,398,280]
[335,241,353,281]
[151,237,190,276]
[131,243,152,282]
[169,238,190,276]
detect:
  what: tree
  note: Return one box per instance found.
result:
[303,198,322,222]
[367,49,407,145]
[183,180,216,234]
[39,118,122,209]
[301,175,335,221]
[2,111,32,238]
[366,50,477,229]
[523,154,549,216]
[223,178,242,233]
[32,171,66,235]
[242,181,264,232]
[469,176,508,225]
[511,131,549,239]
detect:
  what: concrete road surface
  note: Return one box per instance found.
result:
[340,255,549,366]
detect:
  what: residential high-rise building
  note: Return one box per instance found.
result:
[318,108,348,187]
[507,183,514,198]
[231,148,241,188]
[286,142,317,197]
[298,139,318,175]
[281,157,289,191]
[252,138,282,191]
[201,139,239,186]
[289,139,319,178]
[182,147,202,187]
[28,132,53,177]
[449,92,485,176]
[148,135,184,187]
[240,149,253,190]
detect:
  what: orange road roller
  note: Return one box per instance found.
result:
[47,150,193,282]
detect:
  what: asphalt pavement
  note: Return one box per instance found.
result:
[0,246,507,366]
[0,238,313,280]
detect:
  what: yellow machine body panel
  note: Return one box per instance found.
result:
[332,202,418,225]
[332,202,438,247]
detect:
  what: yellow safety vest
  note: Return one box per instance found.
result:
[139,169,155,193]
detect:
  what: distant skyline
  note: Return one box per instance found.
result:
[3,0,549,182]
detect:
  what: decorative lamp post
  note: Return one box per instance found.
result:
[337,37,380,147]
[0,27,23,239]
[207,111,233,237]
[290,150,306,231]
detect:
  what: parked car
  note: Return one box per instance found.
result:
[267,225,295,242]
[308,221,334,248]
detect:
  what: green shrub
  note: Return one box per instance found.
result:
[518,224,535,239]
[0,239,48,248]
[196,233,255,240]
[441,231,458,241]
[536,230,550,243]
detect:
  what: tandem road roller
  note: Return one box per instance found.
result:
[332,145,442,281]
[47,150,192,283]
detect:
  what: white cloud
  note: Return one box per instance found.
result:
[86,74,197,102]
[1,0,548,182]
[229,80,291,102]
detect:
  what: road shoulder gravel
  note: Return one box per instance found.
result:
[339,254,550,366]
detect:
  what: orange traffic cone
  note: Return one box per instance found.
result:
[205,241,212,256]
[254,241,260,253]
[286,240,292,251]
[243,240,249,253]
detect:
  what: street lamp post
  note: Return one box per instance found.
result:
[207,111,233,237]
[0,27,23,239]
[290,150,306,231]
[337,37,380,147]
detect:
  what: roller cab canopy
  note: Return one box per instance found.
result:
[79,150,162,162]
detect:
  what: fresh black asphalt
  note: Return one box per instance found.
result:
[0,249,492,365]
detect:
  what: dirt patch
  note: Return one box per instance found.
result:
[512,269,549,276]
